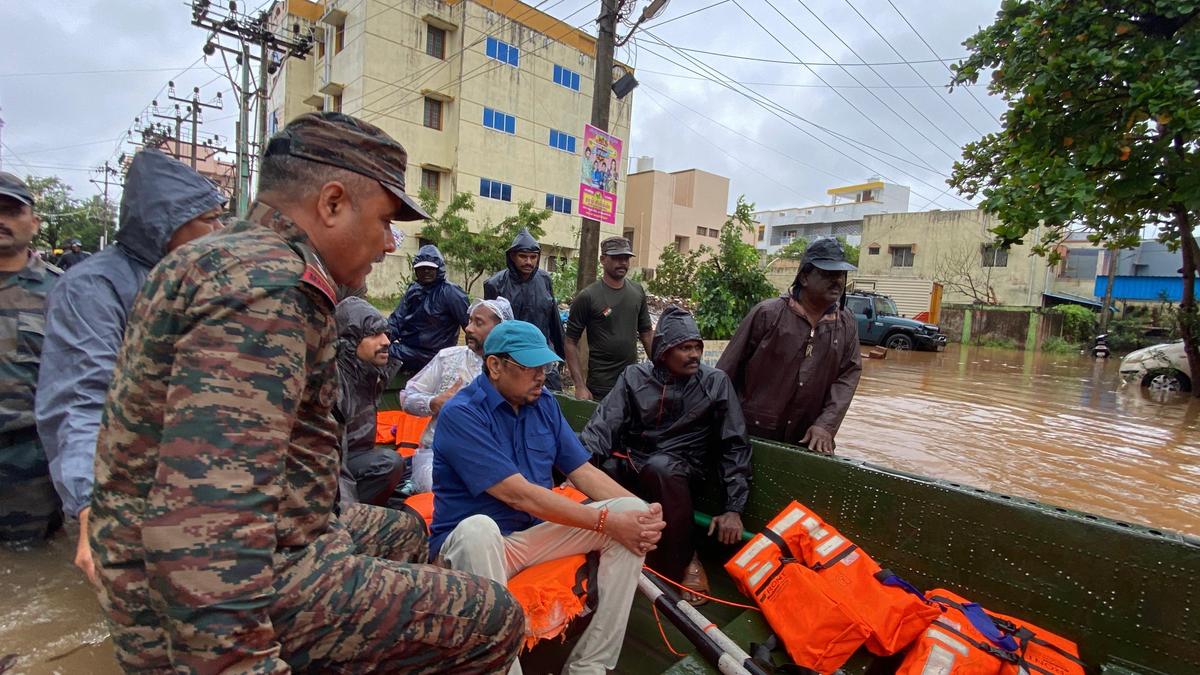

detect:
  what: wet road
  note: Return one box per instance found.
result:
[2,344,1197,673]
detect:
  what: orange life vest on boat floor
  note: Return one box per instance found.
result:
[403,485,595,649]
[726,500,939,673]
[896,589,1087,675]
[375,410,430,458]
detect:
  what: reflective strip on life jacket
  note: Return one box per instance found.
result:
[896,589,1087,675]
[725,500,940,672]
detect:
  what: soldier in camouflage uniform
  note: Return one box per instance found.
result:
[89,112,524,673]
[0,171,63,543]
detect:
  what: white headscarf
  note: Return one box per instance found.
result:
[469,296,514,323]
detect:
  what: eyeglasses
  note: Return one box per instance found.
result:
[502,357,552,375]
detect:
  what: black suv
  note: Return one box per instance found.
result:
[845,291,947,351]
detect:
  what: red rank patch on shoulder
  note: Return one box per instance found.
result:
[301,265,337,306]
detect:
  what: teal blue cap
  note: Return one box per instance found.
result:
[483,320,562,367]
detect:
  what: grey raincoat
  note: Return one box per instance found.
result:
[335,297,404,506]
[35,149,224,517]
[579,306,752,513]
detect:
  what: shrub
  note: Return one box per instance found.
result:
[1041,336,1079,354]
[693,197,775,339]
[1048,304,1097,343]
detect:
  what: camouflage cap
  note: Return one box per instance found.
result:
[264,112,430,221]
[600,236,635,257]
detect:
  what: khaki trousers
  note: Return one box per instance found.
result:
[440,496,648,675]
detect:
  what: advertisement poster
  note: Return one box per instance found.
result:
[578,124,623,224]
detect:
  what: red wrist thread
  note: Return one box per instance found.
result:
[595,506,609,533]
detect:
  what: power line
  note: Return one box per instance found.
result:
[637,34,974,209]
[642,0,730,30]
[780,0,966,155]
[840,0,988,137]
[0,66,200,79]
[883,0,1000,124]
[654,43,966,67]
[638,67,986,89]
[733,0,951,170]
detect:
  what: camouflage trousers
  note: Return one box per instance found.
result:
[0,429,63,543]
[101,503,524,674]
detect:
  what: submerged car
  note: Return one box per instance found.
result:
[1119,340,1191,392]
[845,291,947,351]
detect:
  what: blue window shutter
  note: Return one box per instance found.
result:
[505,114,515,134]
[567,135,576,153]
[554,65,562,85]
[496,42,507,62]
[510,47,519,66]
[549,129,557,147]
[486,37,497,59]
[571,72,580,90]
[483,107,494,128]
[501,183,512,201]
[491,181,502,199]
[546,194,554,209]
[480,178,488,196]
[565,198,572,213]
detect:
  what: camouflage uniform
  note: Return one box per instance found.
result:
[90,203,523,674]
[0,253,62,542]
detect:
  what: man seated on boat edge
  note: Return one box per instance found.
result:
[399,297,513,493]
[579,305,752,604]
[431,319,667,675]
[87,112,524,673]
[334,296,409,507]
[717,237,862,454]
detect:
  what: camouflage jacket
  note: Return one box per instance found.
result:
[91,203,341,673]
[0,253,60,434]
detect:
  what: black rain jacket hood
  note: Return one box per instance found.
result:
[483,229,564,358]
[387,244,469,372]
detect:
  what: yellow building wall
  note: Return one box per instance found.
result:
[623,169,731,273]
[275,0,632,295]
[859,209,1053,307]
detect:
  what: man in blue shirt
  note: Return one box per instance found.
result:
[432,320,666,675]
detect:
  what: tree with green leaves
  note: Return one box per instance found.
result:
[837,237,860,267]
[416,189,550,296]
[950,0,1200,395]
[769,236,811,263]
[647,242,708,300]
[693,197,776,339]
[24,176,114,252]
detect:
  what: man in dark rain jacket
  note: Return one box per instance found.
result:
[335,296,405,507]
[580,306,751,600]
[483,229,565,390]
[36,148,225,584]
[386,244,468,377]
[716,238,862,454]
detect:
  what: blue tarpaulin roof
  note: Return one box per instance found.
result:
[1092,276,1199,302]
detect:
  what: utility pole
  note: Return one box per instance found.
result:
[89,162,120,248]
[168,82,223,169]
[1101,246,1119,332]
[574,0,665,292]
[575,0,620,292]
[190,1,314,215]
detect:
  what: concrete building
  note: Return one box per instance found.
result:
[267,0,634,294]
[622,159,741,277]
[859,209,1054,307]
[1093,240,1198,303]
[754,180,910,254]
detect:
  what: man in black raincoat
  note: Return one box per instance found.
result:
[386,244,468,377]
[336,296,406,507]
[483,229,565,390]
[579,306,751,598]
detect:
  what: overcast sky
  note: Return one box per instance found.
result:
[0,0,1006,215]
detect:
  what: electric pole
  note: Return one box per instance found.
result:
[190,0,314,215]
[168,82,223,169]
[575,0,666,292]
[90,162,120,248]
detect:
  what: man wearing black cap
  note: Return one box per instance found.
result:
[88,113,523,674]
[565,235,654,401]
[717,238,863,454]
[0,171,64,543]
[56,238,89,270]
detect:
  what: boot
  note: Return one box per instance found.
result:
[681,553,709,606]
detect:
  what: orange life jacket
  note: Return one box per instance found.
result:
[896,589,1087,675]
[726,500,939,673]
[374,410,431,458]
[403,485,595,649]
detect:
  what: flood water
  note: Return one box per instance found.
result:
[2,344,1197,673]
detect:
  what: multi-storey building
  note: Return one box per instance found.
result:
[267,0,634,293]
[753,180,910,254]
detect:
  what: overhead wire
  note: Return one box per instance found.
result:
[641,0,731,30]
[779,0,967,154]
[637,67,986,89]
[0,66,200,78]
[840,0,988,137]
[883,0,1001,124]
[650,44,966,66]
[733,0,951,170]
[636,34,974,209]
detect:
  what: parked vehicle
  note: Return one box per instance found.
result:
[1092,333,1110,358]
[845,291,947,351]
[1119,340,1191,392]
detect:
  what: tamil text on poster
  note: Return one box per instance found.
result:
[578,124,623,224]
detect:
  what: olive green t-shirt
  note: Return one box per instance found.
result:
[566,279,652,395]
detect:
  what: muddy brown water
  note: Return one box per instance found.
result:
[2,344,1197,673]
